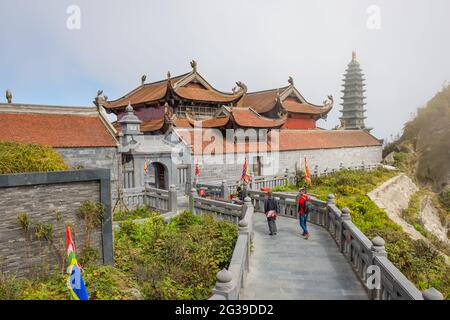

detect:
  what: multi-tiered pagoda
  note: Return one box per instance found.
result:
[340,52,370,131]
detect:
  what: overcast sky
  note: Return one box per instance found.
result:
[1,0,449,140]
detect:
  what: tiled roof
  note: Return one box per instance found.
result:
[0,112,117,148]
[187,115,230,128]
[282,99,331,115]
[106,72,242,109]
[231,108,286,128]
[236,88,282,113]
[175,87,241,103]
[140,118,165,132]
[174,129,381,155]
[276,130,381,151]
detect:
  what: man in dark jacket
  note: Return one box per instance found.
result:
[264,191,279,235]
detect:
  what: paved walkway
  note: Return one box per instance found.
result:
[240,212,369,300]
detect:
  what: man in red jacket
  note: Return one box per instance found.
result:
[298,188,311,239]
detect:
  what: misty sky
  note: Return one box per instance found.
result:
[1,0,449,140]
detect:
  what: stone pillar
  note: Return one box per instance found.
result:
[340,207,352,253]
[325,194,335,228]
[168,184,178,213]
[221,180,229,200]
[327,194,335,205]
[189,187,197,213]
[422,288,444,300]
[238,219,249,235]
[212,268,234,300]
[370,236,387,300]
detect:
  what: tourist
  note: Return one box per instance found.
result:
[298,188,311,239]
[264,191,279,236]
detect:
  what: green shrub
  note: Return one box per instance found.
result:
[114,205,157,221]
[439,188,450,212]
[114,210,238,300]
[0,141,68,174]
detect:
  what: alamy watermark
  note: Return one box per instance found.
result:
[66,5,81,30]
[367,5,381,30]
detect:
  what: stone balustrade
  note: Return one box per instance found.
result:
[210,197,254,300]
[115,185,177,213]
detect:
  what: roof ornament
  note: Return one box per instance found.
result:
[275,88,281,103]
[323,94,334,108]
[190,60,197,72]
[141,74,147,85]
[94,90,108,107]
[167,71,171,79]
[352,51,357,62]
[125,101,134,113]
[5,89,12,103]
[288,76,294,86]
[235,81,248,94]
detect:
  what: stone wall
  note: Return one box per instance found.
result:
[57,147,120,195]
[0,170,112,277]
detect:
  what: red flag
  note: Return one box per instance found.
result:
[144,159,149,175]
[195,160,199,177]
[242,158,250,183]
[304,157,311,185]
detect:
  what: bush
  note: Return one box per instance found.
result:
[114,205,157,221]
[439,188,450,212]
[114,211,238,299]
[0,141,68,174]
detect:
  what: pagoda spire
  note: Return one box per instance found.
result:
[339,51,370,131]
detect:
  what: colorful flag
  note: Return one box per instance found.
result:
[66,227,89,300]
[144,159,149,175]
[195,159,199,177]
[304,156,311,185]
[241,158,250,183]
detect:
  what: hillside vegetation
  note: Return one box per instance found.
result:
[384,84,450,210]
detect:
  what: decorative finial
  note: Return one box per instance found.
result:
[97,90,103,97]
[288,76,294,86]
[5,89,12,103]
[323,94,334,107]
[167,71,171,79]
[235,81,248,94]
[352,51,357,62]
[190,60,197,72]
[141,74,147,85]
[125,101,133,113]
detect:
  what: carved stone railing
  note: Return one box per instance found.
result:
[189,188,246,224]
[210,197,254,300]
[114,187,146,210]
[115,185,177,213]
[196,170,296,201]
[247,191,443,300]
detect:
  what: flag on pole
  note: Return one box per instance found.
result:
[144,159,149,175]
[241,158,250,183]
[195,159,199,177]
[66,227,89,300]
[304,156,311,185]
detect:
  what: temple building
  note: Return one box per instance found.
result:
[102,60,333,133]
[96,60,382,191]
[1,57,383,198]
[339,52,370,130]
